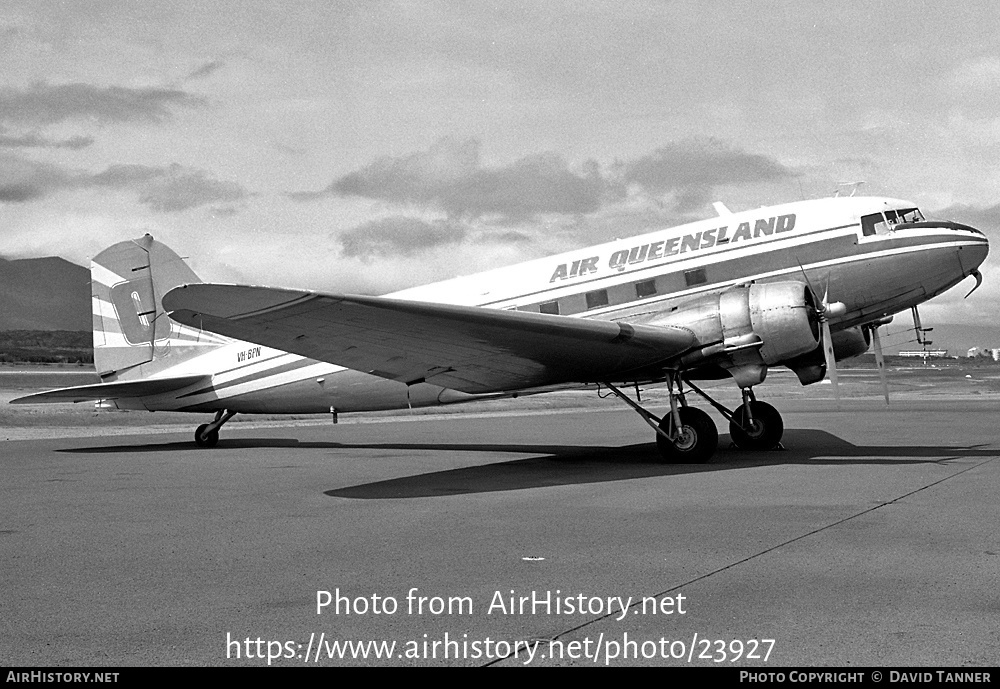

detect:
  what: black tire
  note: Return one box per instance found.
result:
[655,407,718,464]
[729,401,783,451]
[194,423,219,448]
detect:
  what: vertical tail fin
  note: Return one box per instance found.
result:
[91,234,228,380]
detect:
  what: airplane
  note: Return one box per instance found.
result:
[11,195,989,463]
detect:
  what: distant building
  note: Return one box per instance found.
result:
[965,347,999,359]
[899,350,948,359]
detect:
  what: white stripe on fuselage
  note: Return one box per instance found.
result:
[392,219,976,316]
[158,344,347,401]
[580,235,982,319]
[387,197,949,309]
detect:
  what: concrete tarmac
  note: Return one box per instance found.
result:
[2,400,998,667]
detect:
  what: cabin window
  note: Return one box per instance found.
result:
[585,289,609,309]
[539,301,560,315]
[684,268,707,287]
[635,279,657,298]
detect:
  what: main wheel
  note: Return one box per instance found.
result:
[729,401,783,451]
[655,407,719,464]
[194,423,220,448]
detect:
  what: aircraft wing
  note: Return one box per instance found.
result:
[163,284,695,394]
[10,375,210,404]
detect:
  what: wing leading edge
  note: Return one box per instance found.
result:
[163,284,695,394]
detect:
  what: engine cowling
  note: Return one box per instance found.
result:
[784,325,870,385]
[831,326,870,361]
[647,282,820,386]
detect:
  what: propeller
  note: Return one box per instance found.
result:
[816,284,847,405]
[866,320,890,405]
[798,262,846,403]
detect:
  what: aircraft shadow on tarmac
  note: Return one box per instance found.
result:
[323,430,997,499]
[59,429,997,499]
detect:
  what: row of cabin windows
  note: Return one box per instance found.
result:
[529,268,707,316]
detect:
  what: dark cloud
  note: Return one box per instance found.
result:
[0,131,94,149]
[300,136,794,219]
[90,164,168,187]
[0,154,249,212]
[438,152,609,218]
[477,229,534,244]
[0,82,205,127]
[137,166,249,212]
[0,155,75,203]
[310,137,613,220]
[331,136,477,204]
[339,216,467,260]
[622,138,797,211]
[186,60,226,81]
[0,182,47,203]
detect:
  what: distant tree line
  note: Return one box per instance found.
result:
[0,330,93,364]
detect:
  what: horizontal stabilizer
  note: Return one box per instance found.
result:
[163,284,696,394]
[10,375,210,405]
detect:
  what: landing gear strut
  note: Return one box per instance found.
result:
[603,376,718,464]
[655,407,718,463]
[684,382,784,451]
[194,409,236,448]
[728,398,783,451]
[604,376,786,463]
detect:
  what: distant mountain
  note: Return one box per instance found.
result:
[0,256,91,331]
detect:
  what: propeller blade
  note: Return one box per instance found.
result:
[822,318,839,405]
[870,324,889,405]
[795,259,821,305]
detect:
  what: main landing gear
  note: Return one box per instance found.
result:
[603,376,784,464]
[194,409,236,448]
[727,391,783,451]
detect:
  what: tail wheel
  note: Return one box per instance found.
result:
[655,407,718,464]
[729,401,783,451]
[194,424,220,448]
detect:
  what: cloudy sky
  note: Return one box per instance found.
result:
[2,0,999,332]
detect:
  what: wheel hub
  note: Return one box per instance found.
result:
[674,426,698,451]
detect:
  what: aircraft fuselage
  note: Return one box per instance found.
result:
[101,196,991,415]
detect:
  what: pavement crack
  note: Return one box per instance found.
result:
[484,455,997,666]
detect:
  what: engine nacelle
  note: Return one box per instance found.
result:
[831,326,870,361]
[784,325,871,385]
[647,282,820,386]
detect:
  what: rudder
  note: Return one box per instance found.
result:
[91,234,227,380]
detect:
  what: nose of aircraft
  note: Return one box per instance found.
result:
[928,219,990,275]
[959,226,990,275]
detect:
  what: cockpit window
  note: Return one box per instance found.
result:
[861,207,925,236]
[887,208,924,225]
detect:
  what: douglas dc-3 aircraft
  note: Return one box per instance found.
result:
[12,196,989,462]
